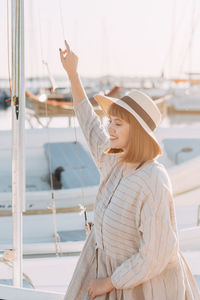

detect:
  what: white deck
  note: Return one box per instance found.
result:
[0,250,199,299]
[0,124,200,297]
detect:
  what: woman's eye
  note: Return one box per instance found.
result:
[107,119,121,126]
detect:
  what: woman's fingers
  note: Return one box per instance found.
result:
[59,48,67,56]
[59,48,69,67]
[59,43,78,78]
[59,49,65,64]
[65,40,71,52]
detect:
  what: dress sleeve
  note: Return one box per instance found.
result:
[73,97,110,172]
[111,185,178,289]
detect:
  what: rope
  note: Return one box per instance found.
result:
[45,120,62,256]
[38,2,57,91]
[178,0,200,76]
[59,0,66,41]
[72,116,90,237]
[42,60,57,91]
[17,0,21,119]
[7,0,12,98]
[38,5,44,69]
[0,251,34,289]
[58,2,91,236]
[160,0,177,77]
[12,0,18,119]
[44,90,62,256]
[160,0,192,77]
[37,2,61,256]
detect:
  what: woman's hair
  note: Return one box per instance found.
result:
[105,103,162,164]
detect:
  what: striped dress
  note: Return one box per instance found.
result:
[64,97,200,300]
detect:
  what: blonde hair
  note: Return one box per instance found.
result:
[105,103,162,164]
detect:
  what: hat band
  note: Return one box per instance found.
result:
[120,96,156,131]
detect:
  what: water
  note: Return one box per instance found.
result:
[0,106,80,130]
[161,113,200,128]
[1,105,200,131]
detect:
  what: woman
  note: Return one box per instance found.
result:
[60,41,200,300]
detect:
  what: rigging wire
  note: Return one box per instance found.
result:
[59,0,66,41]
[72,116,91,237]
[12,0,19,119]
[178,0,200,76]
[160,0,177,78]
[58,2,91,236]
[17,0,21,120]
[0,250,35,288]
[160,0,190,78]
[38,5,44,69]
[7,0,12,99]
[38,3,56,91]
[42,60,57,91]
[37,1,61,256]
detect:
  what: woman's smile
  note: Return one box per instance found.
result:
[108,116,130,150]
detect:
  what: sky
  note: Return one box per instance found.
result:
[1,0,200,79]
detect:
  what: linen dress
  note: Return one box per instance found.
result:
[64,97,200,300]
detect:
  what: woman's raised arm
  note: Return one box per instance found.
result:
[59,41,110,172]
[60,40,86,105]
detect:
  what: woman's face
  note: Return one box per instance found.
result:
[107,115,130,150]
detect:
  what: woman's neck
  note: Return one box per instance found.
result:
[121,162,140,176]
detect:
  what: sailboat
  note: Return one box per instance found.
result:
[1,0,200,298]
[0,0,65,298]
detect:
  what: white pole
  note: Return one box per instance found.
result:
[11,0,25,287]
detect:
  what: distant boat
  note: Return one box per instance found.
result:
[0,127,99,215]
[25,86,121,122]
[25,85,168,127]
[1,126,200,255]
[167,83,200,114]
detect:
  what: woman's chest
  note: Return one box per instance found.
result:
[94,175,143,253]
[94,174,142,231]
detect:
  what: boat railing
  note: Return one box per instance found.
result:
[0,284,64,300]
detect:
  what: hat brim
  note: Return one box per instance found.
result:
[94,94,161,148]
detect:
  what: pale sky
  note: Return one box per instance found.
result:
[1,0,200,79]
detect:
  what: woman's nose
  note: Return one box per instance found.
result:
[108,123,115,134]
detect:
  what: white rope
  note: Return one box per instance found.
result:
[37,2,61,256]
[38,2,56,91]
[58,2,91,235]
[72,116,90,236]
[0,251,35,288]
[7,0,12,98]
[160,0,177,77]
[59,0,66,41]
[42,60,57,91]
[178,0,200,76]
[161,0,191,77]
[38,5,44,68]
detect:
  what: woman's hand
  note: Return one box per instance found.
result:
[59,40,78,81]
[88,277,114,299]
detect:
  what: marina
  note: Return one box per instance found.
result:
[1,0,200,298]
[1,82,200,297]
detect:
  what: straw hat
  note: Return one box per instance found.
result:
[94,89,161,147]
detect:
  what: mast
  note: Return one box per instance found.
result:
[11,0,25,287]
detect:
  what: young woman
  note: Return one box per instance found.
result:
[60,41,200,300]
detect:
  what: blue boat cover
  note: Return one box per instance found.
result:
[44,142,100,189]
[163,138,200,164]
